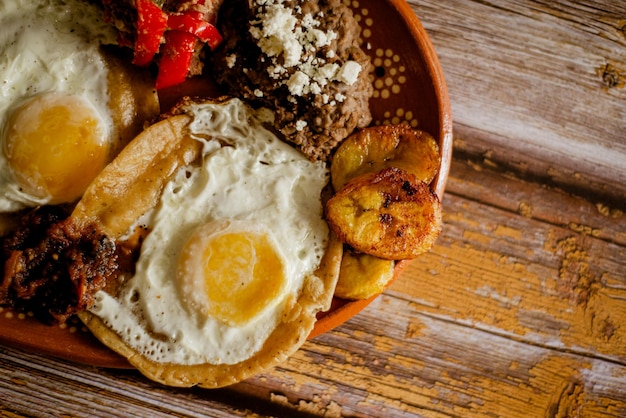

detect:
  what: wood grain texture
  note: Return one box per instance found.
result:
[1,0,625,417]
[411,0,626,205]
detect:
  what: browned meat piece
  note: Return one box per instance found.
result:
[0,207,118,324]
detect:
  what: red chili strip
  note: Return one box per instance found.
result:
[167,11,223,50]
[133,0,168,66]
[133,1,224,88]
[155,30,197,89]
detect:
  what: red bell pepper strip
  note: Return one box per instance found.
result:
[133,0,168,66]
[131,1,224,89]
[167,11,223,50]
[155,30,197,89]
[194,21,222,50]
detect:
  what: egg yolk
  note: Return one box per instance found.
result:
[178,223,287,326]
[3,93,109,204]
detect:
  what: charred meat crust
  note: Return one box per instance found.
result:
[0,207,118,324]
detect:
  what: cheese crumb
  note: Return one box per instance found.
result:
[295,120,308,131]
[337,61,362,85]
[250,3,300,67]
[317,63,339,81]
[249,0,362,98]
[286,71,310,96]
[309,82,322,95]
[226,54,237,68]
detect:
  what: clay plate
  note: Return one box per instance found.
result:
[0,0,452,368]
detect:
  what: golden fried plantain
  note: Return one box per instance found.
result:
[330,124,440,192]
[325,167,442,260]
[335,250,395,300]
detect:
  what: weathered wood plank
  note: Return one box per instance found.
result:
[394,161,626,363]
[409,0,626,203]
[2,291,625,417]
[445,158,626,246]
[0,347,251,417]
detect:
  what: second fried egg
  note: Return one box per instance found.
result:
[0,0,138,211]
[90,99,330,366]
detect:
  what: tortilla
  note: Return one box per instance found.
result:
[74,99,342,388]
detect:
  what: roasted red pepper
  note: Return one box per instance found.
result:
[167,11,223,49]
[155,30,197,89]
[133,0,168,66]
[132,1,223,89]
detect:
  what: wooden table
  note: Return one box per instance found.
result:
[1,0,625,416]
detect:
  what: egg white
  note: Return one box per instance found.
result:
[90,99,330,365]
[0,0,118,211]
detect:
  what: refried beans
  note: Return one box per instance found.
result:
[211,0,373,162]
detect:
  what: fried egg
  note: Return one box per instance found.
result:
[89,99,330,366]
[0,0,120,210]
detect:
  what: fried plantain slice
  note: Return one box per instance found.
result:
[326,167,442,260]
[330,124,440,192]
[335,249,395,300]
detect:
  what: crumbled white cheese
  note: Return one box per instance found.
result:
[269,65,287,80]
[337,61,362,85]
[254,89,264,97]
[286,71,309,96]
[309,82,322,95]
[295,120,308,131]
[250,2,301,67]
[226,54,237,68]
[307,28,337,48]
[301,13,318,29]
[317,63,339,81]
[249,0,362,98]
